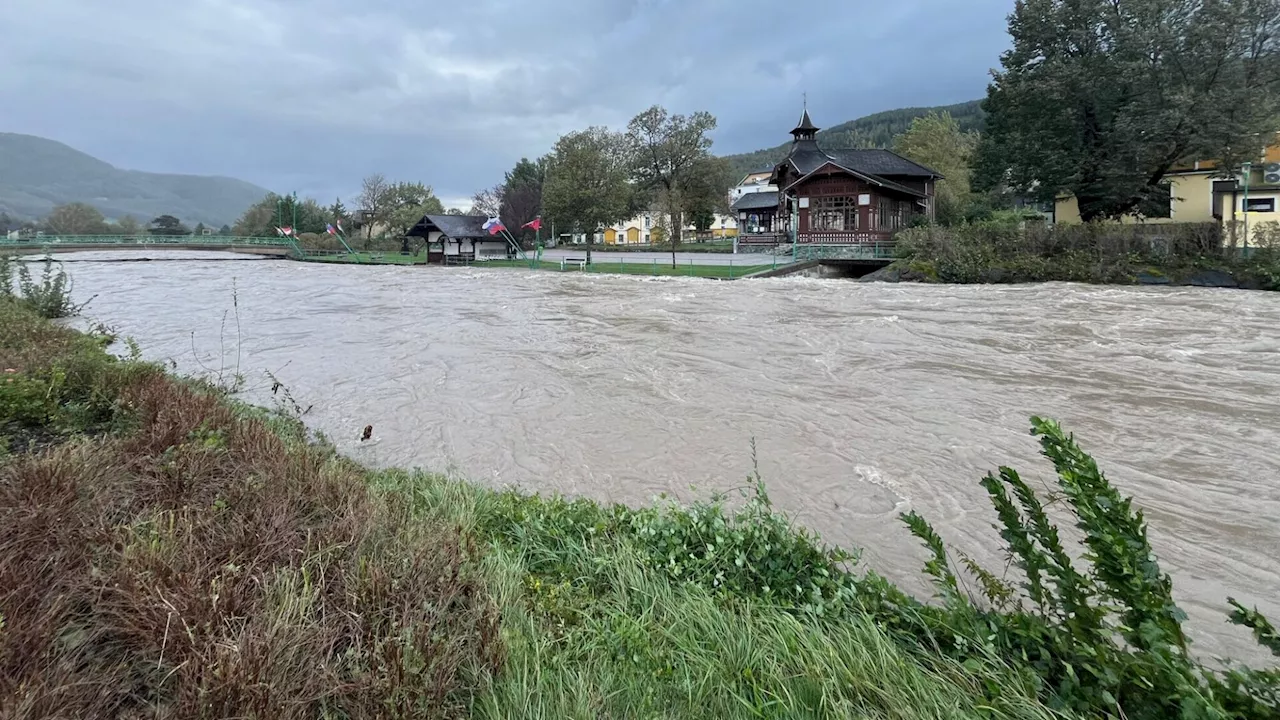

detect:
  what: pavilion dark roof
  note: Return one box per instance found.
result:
[785,147,941,180]
[827,149,941,178]
[731,191,780,211]
[407,214,491,238]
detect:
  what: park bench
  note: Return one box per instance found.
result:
[561,257,588,271]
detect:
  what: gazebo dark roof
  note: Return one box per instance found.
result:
[732,191,780,211]
[406,214,491,239]
[827,149,941,178]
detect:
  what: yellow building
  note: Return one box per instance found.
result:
[1054,133,1280,246]
[599,212,738,244]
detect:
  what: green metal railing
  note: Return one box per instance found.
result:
[0,234,303,257]
[791,243,899,261]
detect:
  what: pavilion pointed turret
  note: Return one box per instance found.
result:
[790,107,819,141]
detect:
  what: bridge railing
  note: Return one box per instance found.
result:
[0,235,303,258]
[0,235,293,246]
[793,243,899,261]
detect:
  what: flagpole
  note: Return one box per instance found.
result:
[533,216,542,267]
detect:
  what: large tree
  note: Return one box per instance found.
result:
[894,112,978,225]
[43,202,110,235]
[625,106,718,266]
[355,173,393,239]
[680,156,734,240]
[114,215,144,237]
[233,193,328,238]
[976,0,1280,222]
[329,198,351,227]
[501,156,547,244]
[385,181,445,248]
[148,215,190,236]
[542,127,634,266]
[469,185,504,218]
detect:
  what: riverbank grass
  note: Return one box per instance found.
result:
[3,294,1279,719]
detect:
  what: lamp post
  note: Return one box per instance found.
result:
[1242,161,1252,252]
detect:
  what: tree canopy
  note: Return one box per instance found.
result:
[384,182,445,238]
[355,174,393,239]
[148,215,190,236]
[42,203,109,235]
[542,127,634,264]
[232,193,328,238]
[502,157,547,243]
[626,106,719,263]
[893,112,979,225]
[976,0,1280,222]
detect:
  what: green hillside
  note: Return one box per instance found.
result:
[723,100,986,178]
[0,132,269,226]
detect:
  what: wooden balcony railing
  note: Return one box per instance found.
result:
[796,231,893,244]
[738,232,785,244]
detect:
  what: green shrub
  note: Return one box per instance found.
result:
[620,478,857,614]
[3,254,91,318]
[0,254,12,298]
[892,418,1280,719]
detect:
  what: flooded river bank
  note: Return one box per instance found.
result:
[61,251,1280,663]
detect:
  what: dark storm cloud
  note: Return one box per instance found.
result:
[0,0,1013,207]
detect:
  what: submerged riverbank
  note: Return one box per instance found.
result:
[3,289,1280,716]
[865,222,1280,291]
[862,255,1280,290]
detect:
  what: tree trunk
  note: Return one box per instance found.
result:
[669,205,680,270]
[585,229,593,267]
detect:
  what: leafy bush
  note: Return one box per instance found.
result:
[478,466,858,617]
[0,254,12,298]
[2,254,91,318]
[895,222,1230,284]
[890,418,1280,719]
[619,478,857,614]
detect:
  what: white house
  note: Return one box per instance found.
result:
[729,165,778,204]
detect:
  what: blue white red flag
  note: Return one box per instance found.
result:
[326,223,336,235]
[482,217,506,236]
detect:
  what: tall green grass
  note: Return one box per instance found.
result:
[373,471,1069,720]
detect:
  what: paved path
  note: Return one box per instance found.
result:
[538,248,791,267]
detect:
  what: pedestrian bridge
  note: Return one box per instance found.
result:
[0,235,298,257]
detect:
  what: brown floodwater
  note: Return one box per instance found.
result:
[59,251,1280,664]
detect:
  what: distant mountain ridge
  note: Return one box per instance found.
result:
[722,100,985,178]
[0,132,269,226]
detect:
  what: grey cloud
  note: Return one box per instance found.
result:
[0,0,1013,207]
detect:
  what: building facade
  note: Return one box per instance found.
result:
[560,211,738,246]
[735,110,941,247]
[406,214,513,263]
[1053,132,1280,246]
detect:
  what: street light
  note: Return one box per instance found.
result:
[1242,161,1252,252]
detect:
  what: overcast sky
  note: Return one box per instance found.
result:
[1,0,1013,208]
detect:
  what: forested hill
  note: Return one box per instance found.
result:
[722,100,985,178]
[0,132,268,226]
